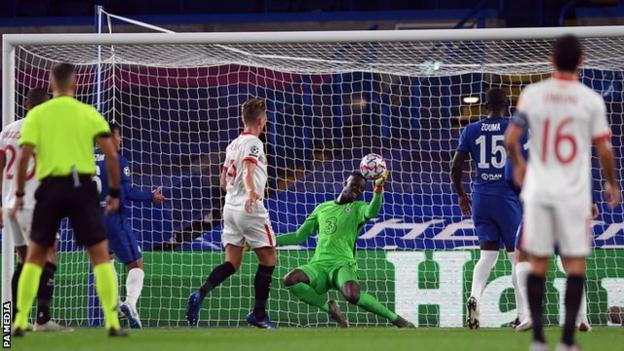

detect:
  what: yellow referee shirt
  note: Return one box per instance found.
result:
[19,96,111,180]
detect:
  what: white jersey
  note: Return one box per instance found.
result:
[222,133,268,209]
[0,119,39,209]
[516,75,611,206]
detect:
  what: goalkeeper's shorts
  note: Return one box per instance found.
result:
[298,261,358,295]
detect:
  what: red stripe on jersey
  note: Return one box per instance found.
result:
[264,224,274,247]
[592,131,611,143]
[242,156,258,165]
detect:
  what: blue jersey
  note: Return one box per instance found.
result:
[95,151,153,213]
[503,130,530,196]
[457,116,515,197]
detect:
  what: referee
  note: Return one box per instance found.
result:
[11,63,126,337]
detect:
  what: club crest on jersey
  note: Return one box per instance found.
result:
[344,207,352,214]
[124,167,131,177]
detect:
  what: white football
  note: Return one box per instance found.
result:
[359,153,386,180]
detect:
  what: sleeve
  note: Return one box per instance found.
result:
[241,138,263,165]
[456,127,471,153]
[0,132,6,153]
[275,206,320,245]
[511,88,530,130]
[591,95,611,143]
[120,156,153,202]
[19,111,39,147]
[358,192,383,224]
[87,106,111,138]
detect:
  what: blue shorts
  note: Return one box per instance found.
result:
[104,213,142,265]
[472,193,522,250]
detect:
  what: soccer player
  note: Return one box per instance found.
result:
[276,171,414,328]
[95,121,167,328]
[450,88,523,329]
[505,35,620,351]
[503,133,594,332]
[187,98,276,328]
[0,88,70,331]
[11,63,126,337]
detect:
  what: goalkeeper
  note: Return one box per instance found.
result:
[276,171,413,328]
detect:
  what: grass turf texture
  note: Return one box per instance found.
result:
[10,327,623,351]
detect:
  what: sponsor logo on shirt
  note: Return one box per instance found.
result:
[481,173,503,181]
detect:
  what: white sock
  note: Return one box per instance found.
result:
[125,268,145,310]
[577,286,588,325]
[470,250,499,299]
[515,261,532,321]
[507,252,521,320]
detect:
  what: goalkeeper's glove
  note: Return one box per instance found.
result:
[374,170,390,192]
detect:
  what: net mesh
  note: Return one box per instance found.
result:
[8,36,624,327]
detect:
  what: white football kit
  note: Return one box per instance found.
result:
[221,132,275,249]
[0,119,39,246]
[515,74,611,257]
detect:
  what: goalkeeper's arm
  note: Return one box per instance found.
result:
[362,170,387,220]
[275,216,317,245]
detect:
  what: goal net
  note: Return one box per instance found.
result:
[2,28,624,328]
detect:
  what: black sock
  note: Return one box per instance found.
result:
[36,262,57,325]
[253,264,275,319]
[199,261,236,299]
[527,273,546,343]
[562,275,585,346]
[11,263,24,321]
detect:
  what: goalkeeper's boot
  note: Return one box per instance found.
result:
[393,315,415,328]
[530,342,549,351]
[108,327,128,337]
[466,296,480,329]
[328,300,349,328]
[120,302,143,329]
[186,291,203,327]
[246,312,276,329]
[33,320,74,332]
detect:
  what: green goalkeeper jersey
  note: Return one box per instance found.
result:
[276,192,383,263]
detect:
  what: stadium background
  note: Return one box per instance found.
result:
[1,0,624,329]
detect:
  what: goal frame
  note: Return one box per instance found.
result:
[3,24,624,316]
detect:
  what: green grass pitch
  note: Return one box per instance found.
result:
[9,327,623,351]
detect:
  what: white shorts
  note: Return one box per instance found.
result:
[3,209,34,247]
[521,200,592,257]
[221,205,275,249]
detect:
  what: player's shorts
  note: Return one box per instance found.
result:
[472,193,522,249]
[520,199,592,257]
[104,213,142,265]
[31,175,107,248]
[221,205,275,249]
[3,208,34,247]
[297,260,358,295]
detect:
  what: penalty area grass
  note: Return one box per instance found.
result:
[9,326,623,351]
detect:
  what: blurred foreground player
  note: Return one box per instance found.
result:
[505,35,620,351]
[277,171,414,328]
[11,63,125,337]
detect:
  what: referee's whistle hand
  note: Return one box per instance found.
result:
[10,197,24,220]
[106,196,120,214]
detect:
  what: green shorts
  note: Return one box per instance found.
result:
[298,260,358,295]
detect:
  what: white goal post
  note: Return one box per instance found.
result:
[2,26,624,328]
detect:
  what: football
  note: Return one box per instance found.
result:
[359,153,387,180]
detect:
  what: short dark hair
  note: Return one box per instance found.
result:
[241,98,266,125]
[26,88,49,110]
[51,63,76,90]
[553,34,582,72]
[485,88,508,113]
[108,121,121,133]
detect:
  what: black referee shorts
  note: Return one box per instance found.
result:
[30,175,107,248]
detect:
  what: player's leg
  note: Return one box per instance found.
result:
[121,259,144,329]
[283,267,330,313]
[33,241,71,332]
[7,207,28,320]
[556,255,591,332]
[523,201,555,347]
[514,223,533,331]
[251,246,276,321]
[498,197,524,328]
[468,194,500,329]
[335,265,413,328]
[69,179,124,336]
[555,202,591,349]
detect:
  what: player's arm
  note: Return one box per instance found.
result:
[504,97,528,187]
[243,159,259,213]
[219,168,227,192]
[450,151,471,216]
[361,171,389,221]
[120,159,166,205]
[595,138,620,208]
[275,213,318,245]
